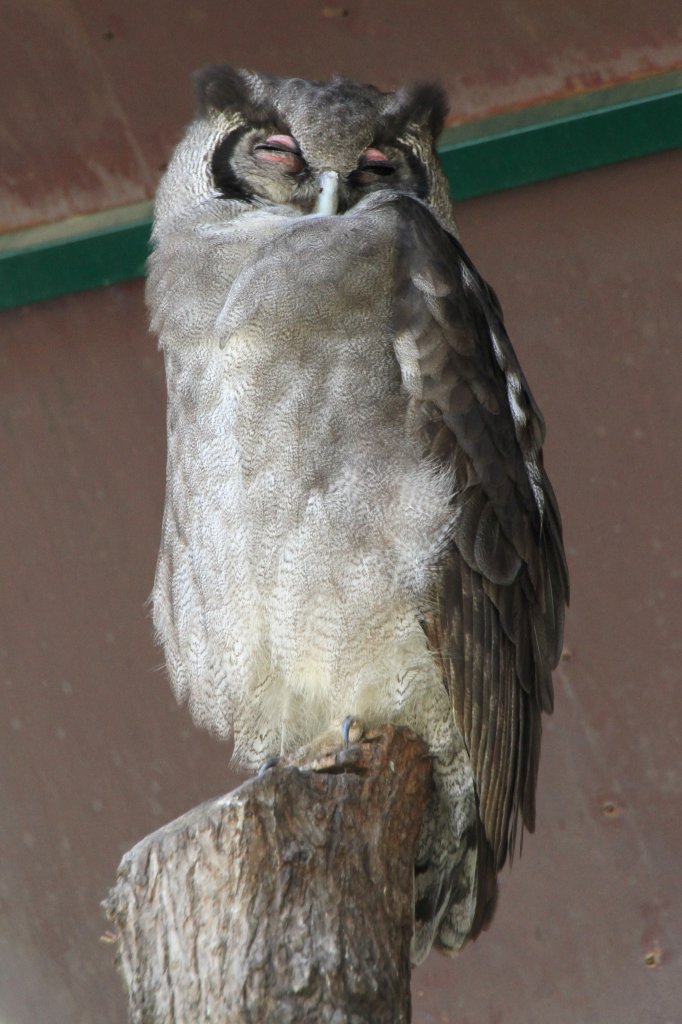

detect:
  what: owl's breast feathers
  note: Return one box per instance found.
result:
[150,192,568,934]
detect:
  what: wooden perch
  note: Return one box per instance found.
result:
[103,724,433,1024]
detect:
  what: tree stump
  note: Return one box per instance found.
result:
[103,724,433,1023]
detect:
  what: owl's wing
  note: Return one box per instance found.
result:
[389,195,568,927]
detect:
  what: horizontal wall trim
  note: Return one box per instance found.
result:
[439,70,682,199]
[1,71,680,312]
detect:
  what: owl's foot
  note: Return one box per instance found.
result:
[282,717,374,768]
[341,715,365,749]
[257,755,281,776]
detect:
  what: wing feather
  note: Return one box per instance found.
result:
[390,197,569,911]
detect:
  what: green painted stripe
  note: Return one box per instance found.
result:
[440,70,682,199]
[1,72,680,312]
[0,204,153,312]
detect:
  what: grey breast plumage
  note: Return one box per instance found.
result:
[146,65,569,961]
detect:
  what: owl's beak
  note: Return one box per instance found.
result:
[313,170,339,216]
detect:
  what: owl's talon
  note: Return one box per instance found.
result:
[258,756,280,776]
[341,716,363,750]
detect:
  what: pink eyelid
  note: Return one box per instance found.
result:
[364,147,389,162]
[264,134,299,150]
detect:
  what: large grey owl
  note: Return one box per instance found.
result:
[147,65,569,963]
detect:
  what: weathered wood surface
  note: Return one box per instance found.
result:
[104,725,433,1024]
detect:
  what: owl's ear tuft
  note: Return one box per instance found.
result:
[193,64,282,127]
[379,82,449,143]
[193,65,246,115]
[405,83,449,137]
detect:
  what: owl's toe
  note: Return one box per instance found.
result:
[341,715,365,749]
[257,755,281,776]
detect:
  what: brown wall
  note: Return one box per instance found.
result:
[1,147,680,1023]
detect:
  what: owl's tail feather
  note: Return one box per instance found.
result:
[411,818,498,962]
[469,820,499,938]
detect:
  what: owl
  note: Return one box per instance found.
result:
[147,65,568,963]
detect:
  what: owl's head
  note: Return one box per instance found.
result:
[155,65,455,232]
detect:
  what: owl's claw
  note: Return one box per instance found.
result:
[258,756,280,776]
[341,716,364,750]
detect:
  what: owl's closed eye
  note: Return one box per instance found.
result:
[197,65,447,214]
